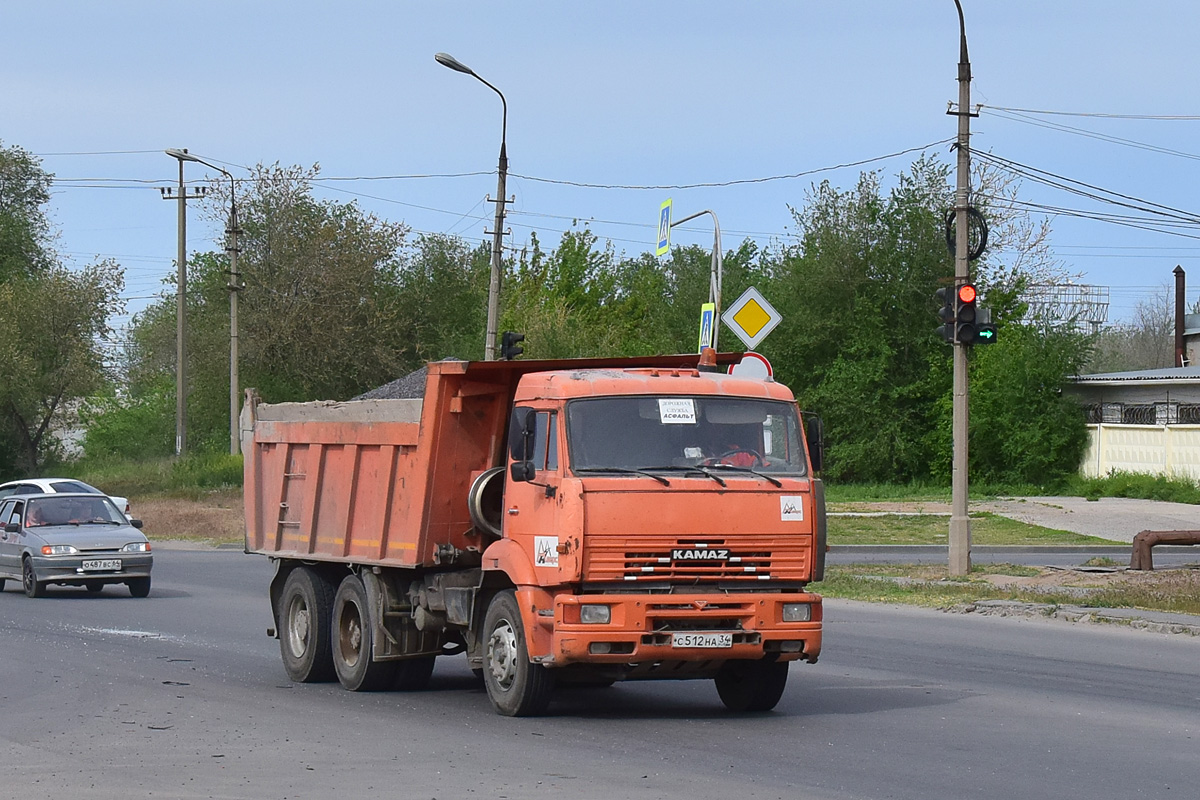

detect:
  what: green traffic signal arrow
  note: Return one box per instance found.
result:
[976,325,997,343]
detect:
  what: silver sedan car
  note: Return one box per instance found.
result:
[0,493,152,597]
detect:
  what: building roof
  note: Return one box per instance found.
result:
[1072,366,1200,385]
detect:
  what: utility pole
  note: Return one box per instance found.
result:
[165,149,242,454]
[162,149,208,458]
[948,0,976,576]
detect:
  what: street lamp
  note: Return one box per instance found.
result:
[165,149,243,455]
[435,52,509,360]
[162,149,208,457]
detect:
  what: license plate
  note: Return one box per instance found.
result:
[671,632,732,649]
[81,559,121,571]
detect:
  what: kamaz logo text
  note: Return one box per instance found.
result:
[671,548,731,561]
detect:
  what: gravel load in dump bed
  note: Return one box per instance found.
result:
[352,366,428,400]
[352,358,465,400]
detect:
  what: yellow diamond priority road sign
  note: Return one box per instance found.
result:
[723,286,782,349]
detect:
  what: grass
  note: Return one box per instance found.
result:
[812,562,1200,616]
[825,472,1200,506]
[828,511,1112,546]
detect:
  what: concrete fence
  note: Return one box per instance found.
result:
[1081,424,1200,481]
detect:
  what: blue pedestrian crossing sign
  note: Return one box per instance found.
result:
[656,198,673,257]
[697,302,716,352]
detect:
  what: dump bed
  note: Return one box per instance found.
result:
[243,353,740,568]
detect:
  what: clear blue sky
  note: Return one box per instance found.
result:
[5,1,1200,339]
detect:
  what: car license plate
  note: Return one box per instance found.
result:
[672,632,732,649]
[81,559,121,571]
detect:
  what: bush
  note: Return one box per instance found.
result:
[1067,471,1200,505]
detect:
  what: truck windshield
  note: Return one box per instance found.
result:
[566,396,807,476]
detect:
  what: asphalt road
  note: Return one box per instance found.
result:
[1,550,1197,800]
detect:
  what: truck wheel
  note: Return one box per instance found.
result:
[22,558,46,598]
[393,655,436,691]
[715,659,789,712]
[332,574,397,691]
[481,590,554,716]
[279,568,336,682]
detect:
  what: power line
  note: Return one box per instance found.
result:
[506,139,953,190]
[981,108,1200,162]
[981,105,1200,121]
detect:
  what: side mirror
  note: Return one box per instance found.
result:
[4,522,18,533]
[508,406,536,462]
[130,519,143,529]
[510,461,536,483]
[805,415,824,474]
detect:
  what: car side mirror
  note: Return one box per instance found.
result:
[130,519,143,529]
[510,461,536,483]
[509,407,537,461]
[4,522,17,533]
[805,415,824,473]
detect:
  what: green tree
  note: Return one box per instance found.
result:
[0,262,124,472]
[0,141,54,282]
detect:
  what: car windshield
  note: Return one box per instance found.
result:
[566,396,807,475]
[25,496,124,527]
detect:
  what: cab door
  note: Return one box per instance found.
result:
[503,407,573,582]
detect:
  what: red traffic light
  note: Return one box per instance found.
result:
[957,284,977,304]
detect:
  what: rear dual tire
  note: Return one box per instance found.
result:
[279,567,337,682]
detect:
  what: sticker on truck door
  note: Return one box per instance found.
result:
[534,536,560,567]
[781,496,805,521]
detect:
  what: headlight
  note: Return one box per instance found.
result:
[41,544,79,555]
[580,604,611,624]
[121,542,151,553]
[782,603,812,622]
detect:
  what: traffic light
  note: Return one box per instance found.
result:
[935,287,955,343]
[954,283,978,344]
[500,331,525,360]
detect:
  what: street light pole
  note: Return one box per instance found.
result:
[436,52,510,360]
[165,149,242,454]
[162,149,207,457]
[670,210,723,349]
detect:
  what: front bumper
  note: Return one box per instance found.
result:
[31,554,153,586]
[519,588,822,668]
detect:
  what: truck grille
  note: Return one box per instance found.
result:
[584,536,810,583]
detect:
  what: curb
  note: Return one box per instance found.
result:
[947,599,1200,636]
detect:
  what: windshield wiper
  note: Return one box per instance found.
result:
[575,467,671,486]
[701,464,784,487]
[635,465,726,487]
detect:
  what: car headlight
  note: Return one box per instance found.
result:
[121,542,151,553]
[41,544,79,555]
[580,604,611,624]
[782,603,812,622]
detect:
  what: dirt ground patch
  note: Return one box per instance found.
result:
[137,490,244,546]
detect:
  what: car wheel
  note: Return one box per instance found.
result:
[278,567,336,683]
[127,577,151,598]
[22,558,46,598]
[331,574,397,691]
[85,582,104,593]
[715,659,789,712]
[481,590,554,716]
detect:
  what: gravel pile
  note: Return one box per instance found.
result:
[352,358,464,400]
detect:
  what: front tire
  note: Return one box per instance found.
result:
[127,577,151,598]
[393,655,436,691]
[86,582,104,593]
[22,558,46,598]
[331,574,397,691]
[481,590,554,716]
[278,567,337,682]
[715,659,789,712]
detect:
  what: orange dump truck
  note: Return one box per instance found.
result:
[243,352,825,716]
